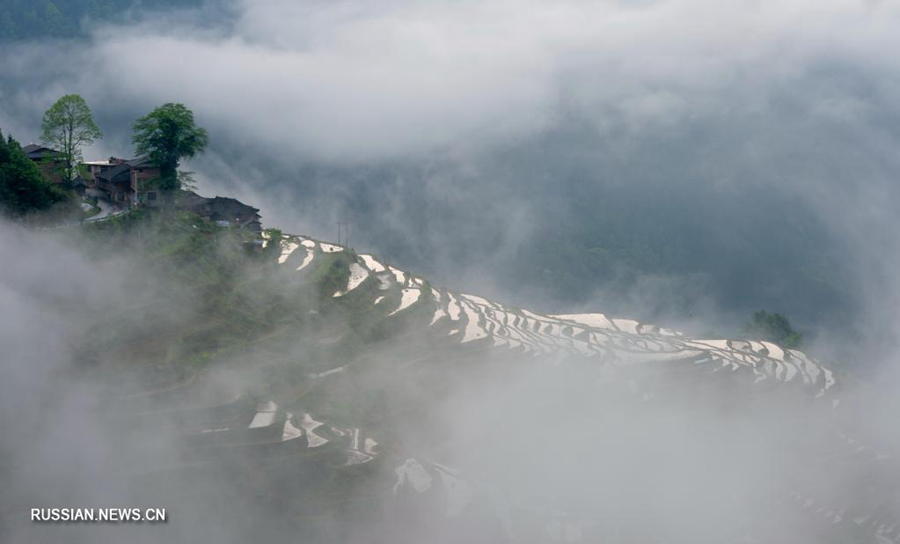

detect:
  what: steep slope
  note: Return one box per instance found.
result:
[10,217,896,544]
[228,232,889,543]
[276,232,837,398]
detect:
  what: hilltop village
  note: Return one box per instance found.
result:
[0,96,264,236]
[20,142,262,231]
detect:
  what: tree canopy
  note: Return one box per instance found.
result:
[0,129,67,217]
[744,310,803,349]
[132,103,208,191]
[41,94,102,186]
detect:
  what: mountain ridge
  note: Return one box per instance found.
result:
[271,230,838,400]
[6,210,895,544]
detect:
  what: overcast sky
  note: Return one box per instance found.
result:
[0,0,896,161]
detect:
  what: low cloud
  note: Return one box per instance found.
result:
[3,0,898,161]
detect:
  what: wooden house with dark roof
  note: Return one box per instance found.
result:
[92,156,161,207]
[177,191,262,232]
[95,162,133,203]
[21,143,66,185]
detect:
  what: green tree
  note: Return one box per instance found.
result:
[40,94,102,186]
[132,103,208,192]
[744,310,803,349]
[0,128,67,217]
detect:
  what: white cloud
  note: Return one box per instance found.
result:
[6,0,892,163]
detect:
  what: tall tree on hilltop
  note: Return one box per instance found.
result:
[132,103,208,192]
[40,94,103,187]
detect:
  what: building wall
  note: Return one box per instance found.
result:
[114,182,131,203]
[34,161,65,185]
[85,163,113,182]
[131,167,162,207]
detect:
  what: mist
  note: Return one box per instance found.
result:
[3,0,900,541]
[1,216,897,542]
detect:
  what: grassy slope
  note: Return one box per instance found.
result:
[75,212,302,384]
[70,211,426,428]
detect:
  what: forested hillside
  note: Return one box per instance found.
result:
[0,130,67,216]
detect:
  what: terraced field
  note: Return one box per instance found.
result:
[83,231,897,543]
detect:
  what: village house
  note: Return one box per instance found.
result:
[91,156,161,207]
[21,143,66,185]
[177,191,263,233]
